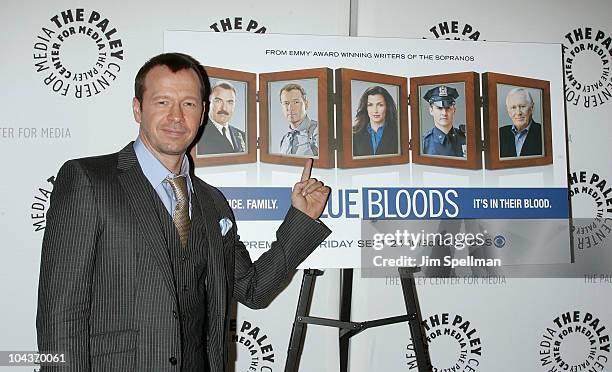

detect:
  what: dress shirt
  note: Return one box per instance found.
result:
[511,121,532,156]
[279,115,319,156]
[367,122,385,154]
[133,137,194,217]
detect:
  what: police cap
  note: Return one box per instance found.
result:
[423,85,459,108]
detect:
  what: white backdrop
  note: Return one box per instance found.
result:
[1,0,611,371]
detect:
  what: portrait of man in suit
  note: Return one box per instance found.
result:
[36,53,331,372]
[498,87,543,158]
[197,80,247,156]
[278,83,319,156]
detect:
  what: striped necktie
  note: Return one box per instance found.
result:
[167,175,190,247]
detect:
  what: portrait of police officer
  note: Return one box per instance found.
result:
[421,85,466,158]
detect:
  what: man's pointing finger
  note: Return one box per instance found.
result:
[301,158,313,182]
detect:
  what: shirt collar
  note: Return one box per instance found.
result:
[288,115,310,133]
[432,126,451,145]
[210,116,230,134]
[367,121,386,134]
[133,137,193,190]
[511,120,532,135]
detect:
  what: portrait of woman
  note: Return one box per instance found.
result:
[352,85,399,157]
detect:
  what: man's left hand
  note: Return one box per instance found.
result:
[291,159,331,220]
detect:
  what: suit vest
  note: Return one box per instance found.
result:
[153,190,209,371]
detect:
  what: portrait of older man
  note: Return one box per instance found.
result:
[198,80,247,155]
[278,83,319,156]
[499,87,543,158]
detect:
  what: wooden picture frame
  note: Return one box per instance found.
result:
[259,68,334,168]
[410,72,482,170]
[192,66,257,167]
[482,72,553,169]
[335,68,409,169]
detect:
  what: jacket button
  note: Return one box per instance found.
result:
[169,356,177,365]
[172,310,178,319]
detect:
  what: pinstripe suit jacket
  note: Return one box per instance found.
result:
[37,143,331,371]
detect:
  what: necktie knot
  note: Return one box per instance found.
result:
[167,175,190,247]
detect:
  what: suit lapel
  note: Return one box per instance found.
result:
[192,180,229,316]
[229,127,243,152]
[192,180,229,368]
[502,127,517,157]
[116,143,178,300]
[207,119,235,152]
[522,122,541,156]
[378,124,396,155]
[186,191,210,280]
[228,128,238,152]
[358,129,375,155]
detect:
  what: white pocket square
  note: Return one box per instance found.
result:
[219,217,233,237]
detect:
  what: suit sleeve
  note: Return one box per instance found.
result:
[37,160,98,371]
[232,206,331,309]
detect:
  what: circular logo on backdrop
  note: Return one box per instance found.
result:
[426,21,483,41]
[539,310,610,371]
[562,27,612,108]
[406,312,482,371]
[31,176,55,233]
[209,17,267,33]
[230,319,275,371]
[32,8,124,99]
[568,170,612,250]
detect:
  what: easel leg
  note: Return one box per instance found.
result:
[284,269,322,372]
[339,268,353,372]
[399,267,433,372]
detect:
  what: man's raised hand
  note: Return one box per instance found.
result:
[291,159,331,220]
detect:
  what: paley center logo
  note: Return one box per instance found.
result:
[563,27,612,108]
[230,319,276,371]
[31,176,56,233]
[426,20,484,41]
[406,312,482,371]
[33,8,124,99]
[539,310,610,371]
[569,170,612,250]
[209,17,267,33]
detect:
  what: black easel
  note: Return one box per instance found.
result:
[284,267,432,372]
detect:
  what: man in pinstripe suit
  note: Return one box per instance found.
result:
[36,53,331,371]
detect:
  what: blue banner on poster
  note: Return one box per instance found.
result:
[220,187,569,220]
[361,187,569,220]
[220,187,293,220]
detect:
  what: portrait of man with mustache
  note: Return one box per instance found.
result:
[198,80,247,155]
